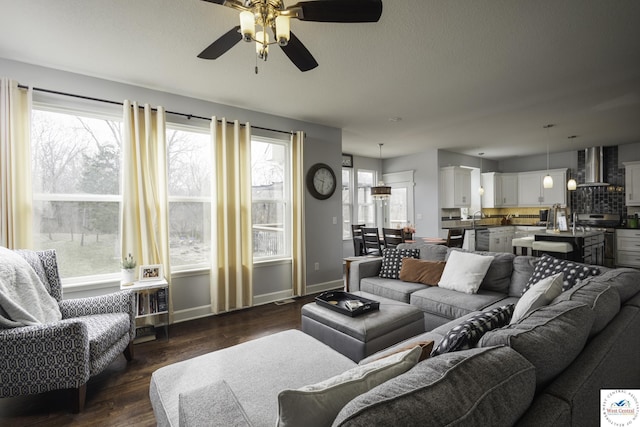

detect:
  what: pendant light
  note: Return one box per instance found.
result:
[543,124,554,189]
[478,152,485,196]
[371,143,391,199]
[566,136,577,190]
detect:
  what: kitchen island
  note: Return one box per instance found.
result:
[534,230,605,265]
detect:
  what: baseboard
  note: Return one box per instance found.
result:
[305,279,343,295]
[252,289,295,306]
[172,305,213,324]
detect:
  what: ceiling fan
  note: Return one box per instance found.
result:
[198,0,383,72]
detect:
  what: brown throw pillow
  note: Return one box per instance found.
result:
[399,258,446,286]
[370,341,435,363]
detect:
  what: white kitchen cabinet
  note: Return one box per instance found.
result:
[616,228,640,267]
[440,166,471,208]
[624,161,640,206]
[488,227,515,253]
[517,169,567,207]
[481,173,518,207]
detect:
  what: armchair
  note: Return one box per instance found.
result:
[0,249,135,412]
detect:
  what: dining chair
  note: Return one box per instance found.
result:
[361,227,383,256]
[351,224,365,256]
[382,228,404,249]
[446,228,466,248]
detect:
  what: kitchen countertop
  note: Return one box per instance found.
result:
[533,230,604,238]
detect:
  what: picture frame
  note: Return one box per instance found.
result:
[556,208,569,232]
[139,264,163,281]
[342,153,353,168]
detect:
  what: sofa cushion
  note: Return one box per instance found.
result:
[478,300,594,389]
[510,273,563,324]
[397,242,448,261]
[277,346,421,427]
[438,251,494,294]
[379,248,420,279]
[551,279,620,337]
[509,256,537,297]
[179,380,252,427]
[523,254,600,294]
[410,286,508,321]
[577,267,640,304]
[333,346,536,427]
[449,249,515,294]
[398,258,446,286]
[360,277,427,303]
[432,304,514,356]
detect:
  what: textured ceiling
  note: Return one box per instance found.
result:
[1,0,639,159]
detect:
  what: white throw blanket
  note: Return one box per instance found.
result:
[0,247,62,328]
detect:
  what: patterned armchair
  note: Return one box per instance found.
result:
[0,249,135,412]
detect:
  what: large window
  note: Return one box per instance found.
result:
[357,170,376,227]
[342,168,352,239]
[31,108,122,279]
[251,137,291,260]
[166,126,212,269]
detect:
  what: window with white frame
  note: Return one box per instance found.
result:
[166,125,212,269]
[357,169,376,227]
[341,168,352,239]
[31,107,123,279]
[251,136,291,260]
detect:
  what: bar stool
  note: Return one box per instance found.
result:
[531,241,573,259]
[512,236,534,256]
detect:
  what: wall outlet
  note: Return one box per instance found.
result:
[314,262,320,271]
[332,216,337,225]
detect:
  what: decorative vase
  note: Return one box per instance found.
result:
[121,268,135,284]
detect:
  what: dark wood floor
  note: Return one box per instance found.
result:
[0,294,317,427]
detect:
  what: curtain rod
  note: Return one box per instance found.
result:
[17,84,293,136]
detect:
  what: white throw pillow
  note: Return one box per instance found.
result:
[276,345,422,427]
[438,251,495,294]
[510,272,564,324]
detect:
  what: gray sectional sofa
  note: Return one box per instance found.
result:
[150,242,640,426]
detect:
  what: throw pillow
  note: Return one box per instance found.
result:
[510,272,563,324]
[379,248,420,279]
[369,340,435,363]
[398,258,446,286]
[438,250,495,294]
[277,345,422,427]
[522,253,600,294]
[431,304,515,356]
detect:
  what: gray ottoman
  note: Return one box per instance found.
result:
[301,291,425,362]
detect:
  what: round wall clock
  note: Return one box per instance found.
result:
[306,163,337,200]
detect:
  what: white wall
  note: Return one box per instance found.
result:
[1,58,344,319]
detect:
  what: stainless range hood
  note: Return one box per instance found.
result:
[579,146,609,187]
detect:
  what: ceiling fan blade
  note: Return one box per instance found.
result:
[280,32,319,72]
[289,0,383,23]
[200,0,226,4]
[197,26,242,60]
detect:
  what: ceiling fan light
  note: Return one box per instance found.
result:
[256,31,270,58]
[543,174,554,189]
[240,11,255,42]
[275,15,290,46]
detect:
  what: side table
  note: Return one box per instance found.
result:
[121,278,169,343]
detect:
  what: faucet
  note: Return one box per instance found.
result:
[472,211,483,229]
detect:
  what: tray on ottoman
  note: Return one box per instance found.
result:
[315,291,380,317]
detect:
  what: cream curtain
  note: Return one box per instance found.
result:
[210,117,253,314]
[0,78,33,249]
[121,101,172,315]
[291,131,306,296]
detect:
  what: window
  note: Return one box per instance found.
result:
[166,126,212,269]
[357,170,376,227]
[31,108,122,279]
[342,168,352,239]
[251,136,291,260]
